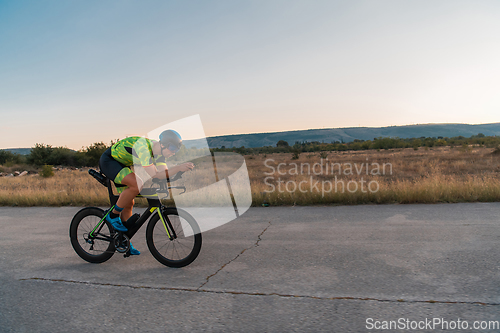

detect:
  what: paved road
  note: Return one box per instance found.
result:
[0,203,499,332]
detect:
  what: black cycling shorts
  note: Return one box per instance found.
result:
[99,148,131,185]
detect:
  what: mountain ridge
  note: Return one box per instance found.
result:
[3,123,500,153]
[205,123,500,148]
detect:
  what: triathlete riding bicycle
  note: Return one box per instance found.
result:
[99,130,194,255]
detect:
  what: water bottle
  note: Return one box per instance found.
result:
[124,213,140,229]
[88,169,107,187]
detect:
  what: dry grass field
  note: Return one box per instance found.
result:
[249,146,500,206]
[1,146,499,206]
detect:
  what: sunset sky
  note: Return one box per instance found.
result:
[1,0,499,149]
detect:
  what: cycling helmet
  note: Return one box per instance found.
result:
[159,129,182,153]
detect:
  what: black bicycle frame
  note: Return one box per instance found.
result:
[89,173,178,242]
[122,198,175,240]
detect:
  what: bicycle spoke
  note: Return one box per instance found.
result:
[77,215,111,256]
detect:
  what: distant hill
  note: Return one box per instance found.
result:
[205,123,500,148]
[4,123,500,152]
[1,148,31,155]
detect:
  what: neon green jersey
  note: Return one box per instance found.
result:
[111,136,166,167]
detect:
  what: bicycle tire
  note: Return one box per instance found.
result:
[146,208,202,268]
[70,207,115,263]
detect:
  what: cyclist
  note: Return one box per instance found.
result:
[99,130,194,255]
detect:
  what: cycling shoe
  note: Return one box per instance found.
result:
[129,242,140,255]
[106,215,128,232]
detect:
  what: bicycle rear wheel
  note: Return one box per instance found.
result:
[146,208,202,268]
[70,207,115,263]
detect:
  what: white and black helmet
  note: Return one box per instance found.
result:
[159,130,182,152]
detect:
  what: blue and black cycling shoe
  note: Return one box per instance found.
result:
[129,242,140,256]
[106,215,128,232]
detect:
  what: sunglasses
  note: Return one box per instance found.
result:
[162,144,181,154]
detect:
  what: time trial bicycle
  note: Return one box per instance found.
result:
[69,169,202,268]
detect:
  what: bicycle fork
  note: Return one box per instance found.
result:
[155,207,177,240]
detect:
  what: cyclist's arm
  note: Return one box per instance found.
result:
[143,164,159,178]
[153,163,194,180]
[167,163,194,177]
[154,164,168,179]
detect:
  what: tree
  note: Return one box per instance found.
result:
[0,150,24,165]
[83,141,110,166]
[48,147,78,166]
[276,140,289,148]
[27,144,54,166]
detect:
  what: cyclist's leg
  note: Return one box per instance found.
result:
[115,173,143,255]
[100,150,142,254]
[100,153,136,231]
[115,173,143,221]
[120,199,135,222]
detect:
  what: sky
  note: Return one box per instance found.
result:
[1,0,499,149]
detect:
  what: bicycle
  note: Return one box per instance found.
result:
[69,169,202,268]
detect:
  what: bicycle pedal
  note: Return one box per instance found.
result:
[124,252,131,258]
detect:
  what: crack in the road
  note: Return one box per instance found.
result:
[197,220,272,290]
[19,277,499,306]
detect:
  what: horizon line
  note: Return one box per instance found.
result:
[208,121,500,139]
[2,121,500,150]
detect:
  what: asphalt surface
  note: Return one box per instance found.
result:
[0,203,499,332]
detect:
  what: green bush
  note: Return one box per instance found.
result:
[27,142,113,167]
[291,149,301,160]
[0,150,25,165]
[82,141,110,166]
[28,144,54,166]
[460,143,471,153]
[39,165,54,178]
[276,140,289,148]
[47,147,78,166]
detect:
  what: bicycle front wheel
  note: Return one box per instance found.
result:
[70,207,115,263]
[146,208,202,268]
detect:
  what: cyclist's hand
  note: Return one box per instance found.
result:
[178,162,194,172]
